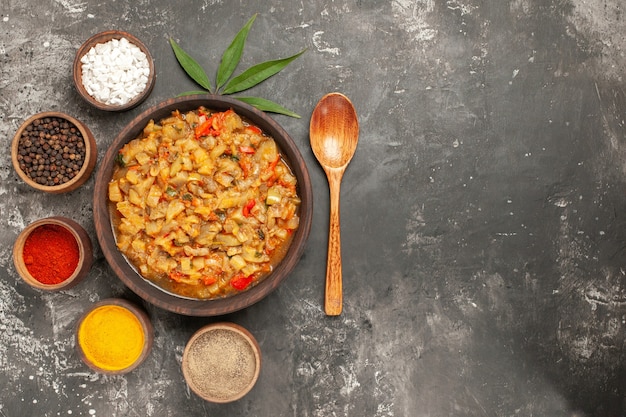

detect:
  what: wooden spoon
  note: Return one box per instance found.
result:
[309,92,359,316]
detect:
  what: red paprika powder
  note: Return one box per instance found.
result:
[22,224,79,285]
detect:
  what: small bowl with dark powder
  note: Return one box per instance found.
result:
[182,322,261,403]
[11,111,97,193]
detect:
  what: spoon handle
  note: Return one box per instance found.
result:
[325,168,344,316]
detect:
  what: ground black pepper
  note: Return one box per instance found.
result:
[16,116,86,186]
[184,328,258,401]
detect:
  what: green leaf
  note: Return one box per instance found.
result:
[236,96,301,118]
[177,90,213,97]
[169,38,212,92]
[216,14,257,91]
[170,16,306,118]
[222,49,307,95]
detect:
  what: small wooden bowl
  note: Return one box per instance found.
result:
[12,216,94,291]
[73,30,155,111]
[76,298,154,374]
[11,111,97,194]
[182,322,261,403]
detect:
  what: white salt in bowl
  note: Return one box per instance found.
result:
[73,30,156,112]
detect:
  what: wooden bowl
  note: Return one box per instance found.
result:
[11,111,97,194]
[73,30,155,111]
[12,216,94,291]
[76,298,154,374]
[182,322,261,403]
[93,94,313,316]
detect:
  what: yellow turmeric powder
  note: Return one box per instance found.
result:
[77,304,145,372]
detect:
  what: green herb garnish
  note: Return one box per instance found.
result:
[165,187,177,198]
[169,14,305,118]
[115,153,126,167]
[214,210,227,222]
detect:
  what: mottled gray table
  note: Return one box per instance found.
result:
[2,1,626,416]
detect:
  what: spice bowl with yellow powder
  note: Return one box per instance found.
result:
[76,298,154,374]
[182,322,261,403]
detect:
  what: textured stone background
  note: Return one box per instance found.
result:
[1,0,626,416]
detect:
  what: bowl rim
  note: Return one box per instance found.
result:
[72,30,156,112]
[93,94,313,316]
[181,322,261,403]
[11,111,97,193]
[75,298,154,374]
[12,216,94,291]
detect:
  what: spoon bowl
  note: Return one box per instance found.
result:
[309,92,359,316]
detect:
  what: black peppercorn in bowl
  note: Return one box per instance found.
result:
[11,111,97,194]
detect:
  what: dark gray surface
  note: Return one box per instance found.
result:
[2,0,626,416]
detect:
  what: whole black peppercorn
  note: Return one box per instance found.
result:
[15,116,87,187]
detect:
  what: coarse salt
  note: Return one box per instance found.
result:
[80,37,150,106]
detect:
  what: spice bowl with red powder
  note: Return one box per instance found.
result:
[12,216,94,291]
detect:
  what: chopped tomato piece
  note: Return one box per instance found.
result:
[194,119,217,138]
[202,276,217,286]
[239,145,256,154]
[278,179,297,192]
[242,199,256,217]
[230,273,254,290]
[269,155,280,170]
[239,156,252,178]
[265,155,280,186]
[246,125,262,135]
[169,270,186,282]
[194,112,226,138]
